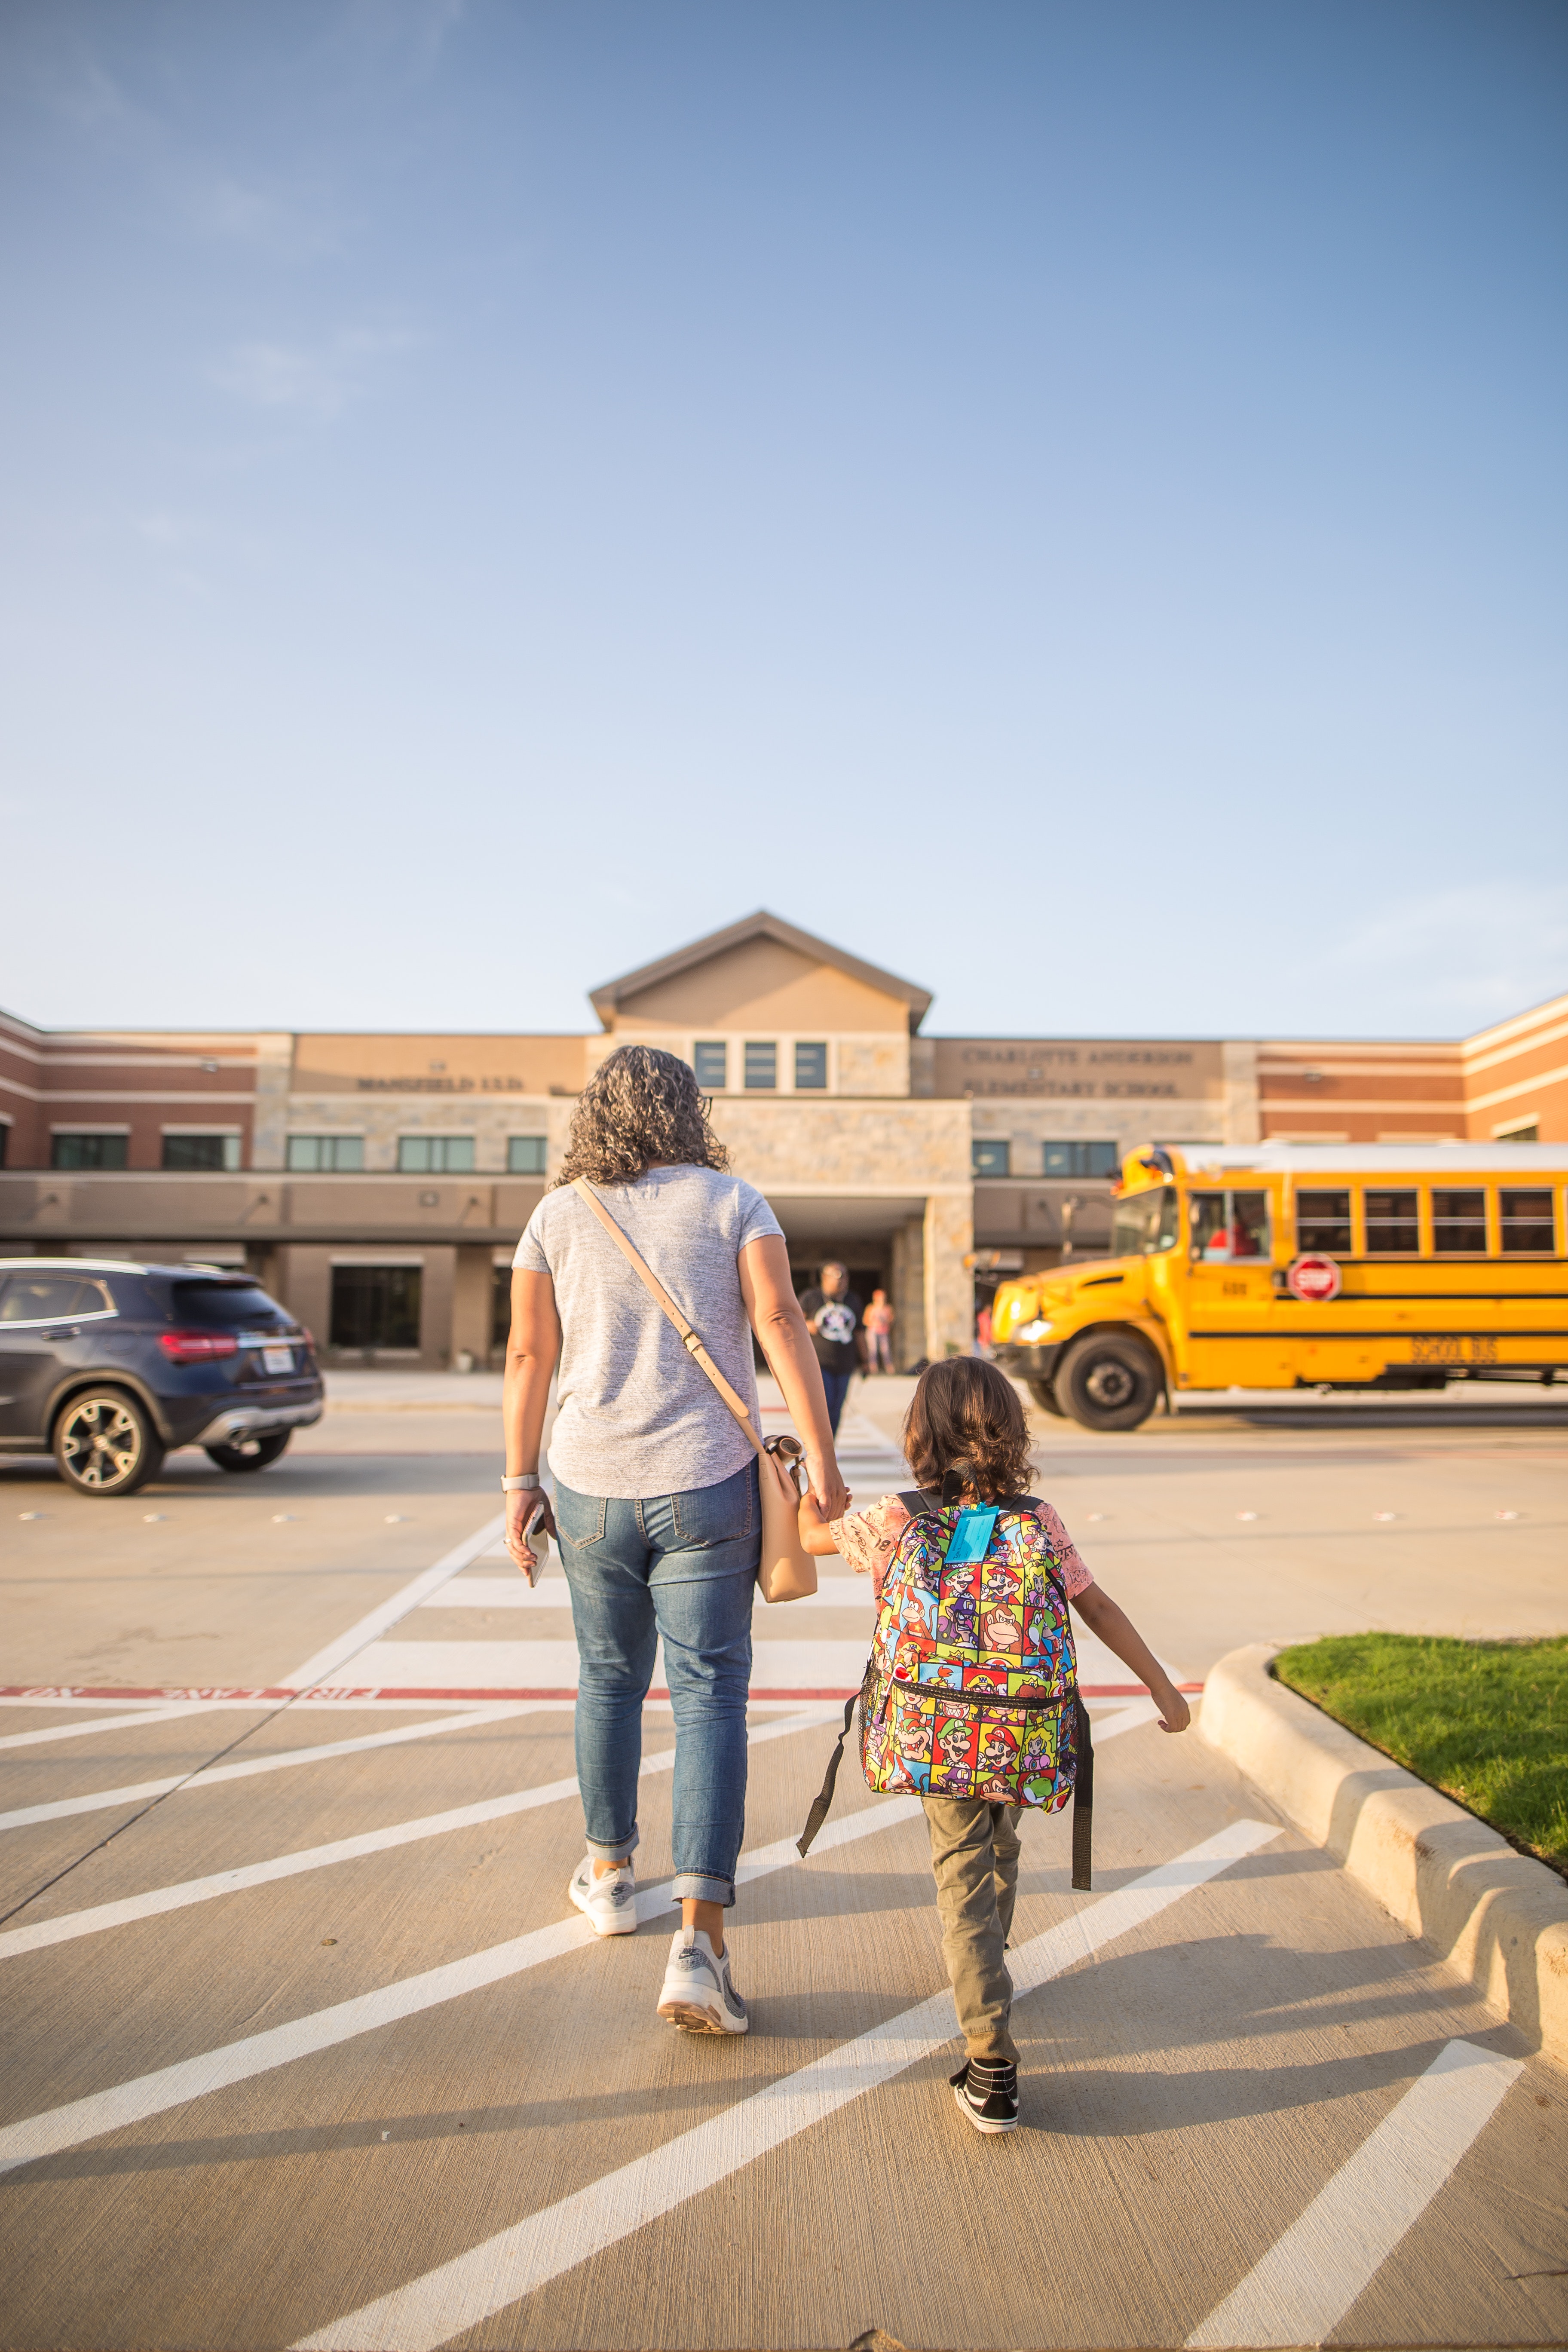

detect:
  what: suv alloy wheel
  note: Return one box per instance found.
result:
[53,1389,165,1496]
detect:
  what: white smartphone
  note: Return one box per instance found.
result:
[518,1496,549,1588]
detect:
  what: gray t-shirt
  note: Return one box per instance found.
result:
[513,1165,784,1500]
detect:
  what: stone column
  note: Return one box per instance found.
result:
[451,1246,496,1369]
[420,1245,457,1369]
[250,1035,294,1172]
[274,1246,332,1351]
[891,1215,926,1369]
[922,1187,975,1359]
[1223,1041,1261,1145]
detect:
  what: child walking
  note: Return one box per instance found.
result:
[801,1357,1189,2134]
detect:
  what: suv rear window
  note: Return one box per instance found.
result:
[169,1280,293,1331]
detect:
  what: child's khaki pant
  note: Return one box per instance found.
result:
[922,1796,1022,2064]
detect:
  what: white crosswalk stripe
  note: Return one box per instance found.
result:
[292,1820,1282,2352]
[0,1783,922,2177]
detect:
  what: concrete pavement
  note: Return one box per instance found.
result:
[0,1378,1564,2349]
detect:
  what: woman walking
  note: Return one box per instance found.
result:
[502,1045,848,2036]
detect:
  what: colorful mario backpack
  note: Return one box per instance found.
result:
[797,1487,1094,1888]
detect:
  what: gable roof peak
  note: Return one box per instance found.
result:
[588,910,933,1032]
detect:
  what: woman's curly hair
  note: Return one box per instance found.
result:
[903,1357,1034,1502]
[550,1044,730,1188]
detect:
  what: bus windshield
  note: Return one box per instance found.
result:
[1112,1186,1179,1257]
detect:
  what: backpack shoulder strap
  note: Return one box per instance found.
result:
[897,1488,940,1517]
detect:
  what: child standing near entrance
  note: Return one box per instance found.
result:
[801,1357,1189,2132]
[863,1288,895,1372]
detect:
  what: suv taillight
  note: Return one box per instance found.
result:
[159,1331,239,1363]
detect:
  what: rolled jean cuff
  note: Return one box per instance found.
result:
[586,1825,640,1863]
[671,1870,735,1908]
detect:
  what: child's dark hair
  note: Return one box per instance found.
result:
[902,1358,1033,1501]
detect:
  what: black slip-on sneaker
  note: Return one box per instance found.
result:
[950,2058,1020,2134]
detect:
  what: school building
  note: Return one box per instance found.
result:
[2,911,1564,1369]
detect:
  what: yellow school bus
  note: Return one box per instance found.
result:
[990,1142,1568,1431]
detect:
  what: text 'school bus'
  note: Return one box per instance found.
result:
[989,1142,1568,1432]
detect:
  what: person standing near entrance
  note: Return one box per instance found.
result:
[502,1045,848,2037]
[799,1261,863,1433]
[864,1287,895,1373]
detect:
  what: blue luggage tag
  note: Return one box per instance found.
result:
[942,1506,998,1565]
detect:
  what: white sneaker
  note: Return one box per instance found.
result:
[568,1855,638,1937]
[656,1926,749,2034]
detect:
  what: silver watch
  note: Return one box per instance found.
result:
[501,1472,541,1492]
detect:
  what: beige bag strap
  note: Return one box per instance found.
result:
[570,1176,763,1457]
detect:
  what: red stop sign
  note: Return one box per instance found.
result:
[1288,1254,1343,1303]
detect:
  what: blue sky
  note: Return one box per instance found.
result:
[2,0,1564,1041]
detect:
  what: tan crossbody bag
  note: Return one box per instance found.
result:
[570,1177,818,1603]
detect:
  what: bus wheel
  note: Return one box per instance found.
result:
[1057,1334,1161,1432]
[1026,1376,1065,1418]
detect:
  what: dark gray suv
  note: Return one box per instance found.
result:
[0,1258,323,1496]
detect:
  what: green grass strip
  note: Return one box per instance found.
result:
[1273,1633,1568,1874]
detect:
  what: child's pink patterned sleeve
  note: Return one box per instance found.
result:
[829,1495,909,1595]
[1035,1501,1094,1597]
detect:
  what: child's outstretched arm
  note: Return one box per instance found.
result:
[798,1489,842,1557]
[1072,1584,1190,1733]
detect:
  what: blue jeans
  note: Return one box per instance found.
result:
[820,1368,854,1432]
[553,1457,759,1908]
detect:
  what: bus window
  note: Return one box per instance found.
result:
[1433,1189,1487,1254]
[1365,1188,1419,1253]
[1296,1190,1351,1254]
[1500,1189,1556,1253]
[1190,1190,1271,1262]
[1111,1186,1180,1256]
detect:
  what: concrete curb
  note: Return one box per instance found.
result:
[1199,1642,1568,2067]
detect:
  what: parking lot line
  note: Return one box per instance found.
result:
[283,1512,507,1690]
[0,1776,917,2177]
[0,1703,231,1752]
[292,1819,1280,2352]
[0,1699,1155,1952]
[0,1708,836,1957]
[0,1703,536,1834]
[1185,2038,1523,2348]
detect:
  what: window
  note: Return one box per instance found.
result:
[507,1135,547,1175]
[1296,1189,1352,1254]
[1111,1187,1180,1256]
[1500,1189,1555,1253]
[973,1140,1011,1178]
[330,1265,422,1350]
[162,1134,240,1172]
[744,1041,777,1090]
[287,1135,364,1173]
[1189,1189,1271,1261]
[170,1280,290,1331]
[794,1041,828,1090]
[1497,1122,1539,1143]
[51,1133,127,1170]
[397,1136,475,1174]
[0,1276,113,1323]
[1041,1141,1119,1178]
[1432,1188,1487,1254]
[1364,1188,1420,1253]
[0,1124,8,1168]
[692,1041,727,1090]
